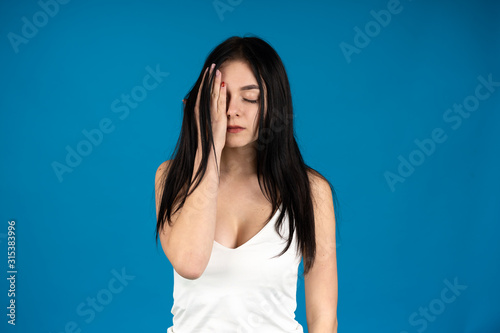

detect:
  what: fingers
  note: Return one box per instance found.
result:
[218,78,226,117]
[195,63,225,119]
[211,67,222,116]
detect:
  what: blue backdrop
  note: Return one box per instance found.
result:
[1,0,499,332]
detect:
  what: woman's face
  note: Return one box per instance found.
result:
[218,59,265,148]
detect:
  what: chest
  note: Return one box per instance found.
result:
[214,178,275,249]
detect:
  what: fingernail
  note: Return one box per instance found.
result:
[221,81,225,87]
[211,63,215,70]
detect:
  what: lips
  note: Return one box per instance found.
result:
[227,126,245,133]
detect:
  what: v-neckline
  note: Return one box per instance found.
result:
[213,205,282,251]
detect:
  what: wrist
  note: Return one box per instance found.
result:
[215,146,224,156]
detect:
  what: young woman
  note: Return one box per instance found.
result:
[155,35,339,332]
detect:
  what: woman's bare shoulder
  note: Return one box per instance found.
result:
[156,160,172,178]
[155,160,173,193]
[306,168,328,186]
[306,168,333,205]
[157,159,171,172]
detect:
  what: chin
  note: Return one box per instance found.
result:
[224,142,243,148]
[224,139,254,149]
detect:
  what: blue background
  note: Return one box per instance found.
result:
[1,0,499,332]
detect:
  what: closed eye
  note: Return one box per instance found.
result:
[243,98,258,104]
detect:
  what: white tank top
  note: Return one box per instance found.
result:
[166,204,304,333]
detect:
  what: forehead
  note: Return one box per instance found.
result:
[219,60,258,88]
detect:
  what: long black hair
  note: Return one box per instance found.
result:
[156,35,340,276]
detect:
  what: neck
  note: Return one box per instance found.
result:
[219,144,258,182]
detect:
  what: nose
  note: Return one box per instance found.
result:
[226,96,239,118]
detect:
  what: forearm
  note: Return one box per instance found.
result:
[168,146,221,276]
[308,316,338,333]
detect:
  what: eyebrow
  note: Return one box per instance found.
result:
[240,84,260,91]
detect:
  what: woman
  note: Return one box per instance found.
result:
[155,35,339,332]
